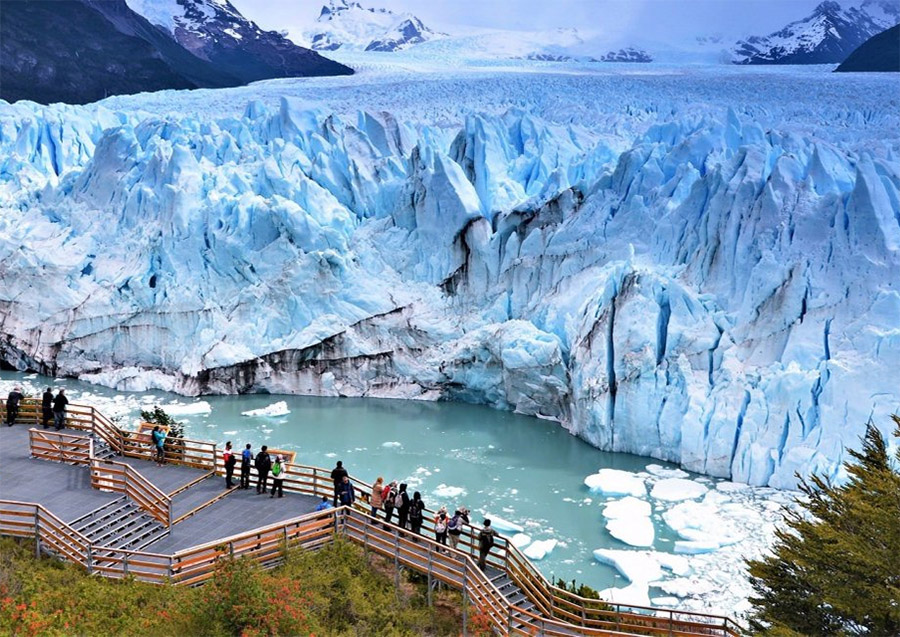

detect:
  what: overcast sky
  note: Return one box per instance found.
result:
[232,0,833,41]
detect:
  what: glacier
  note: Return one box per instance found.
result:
[1,65,898,489]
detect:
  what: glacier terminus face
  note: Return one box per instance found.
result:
[1,64,898,489]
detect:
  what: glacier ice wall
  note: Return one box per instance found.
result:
[1,79,898,489]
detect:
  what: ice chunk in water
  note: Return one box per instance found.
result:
[584,469,646,497]
[650,478,708,501]
[241,401,290,417]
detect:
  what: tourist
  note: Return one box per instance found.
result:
[434,506,449,547]
[52,388,67,431]
[382,480,398,524]
[409,491,425,535]
[151,425,166,465]
[447,507,469,552]
[223,441,236,488]
[338,475,355,506]
[314,495,333,511]
[239,443,252,489]
[396,483,410,529]
[255,445,271,494]
[330,460,348,506]
[41,387,53,429]
[269,455,285,498]
[5,386,23,426]
[370,476,384,517]
[477,519,497,570]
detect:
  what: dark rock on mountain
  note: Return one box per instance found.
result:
[600,48,653,63]
[0,0,196,104]
[835,24,900,72]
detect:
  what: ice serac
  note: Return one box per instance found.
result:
[0,87,898,490]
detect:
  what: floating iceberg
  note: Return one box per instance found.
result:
[381,441,402,448]
[592,549,663,583]
[663,501,744,551]
[432,484,466,498]
[487,514,524,534]
[584,469,647,497]
[164,401,212,416]
[650,478,709,502]
[241,401,290,417]
[510,533,532,548]
[606,517,655,547]
[523,539,558,560]
[602,496,652,519]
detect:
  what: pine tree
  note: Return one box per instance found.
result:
[747,416,900,636]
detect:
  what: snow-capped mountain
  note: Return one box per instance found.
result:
[304,0,442,52]
[124,0,352,81]
[599,48,653,63]
[733,0,898,65]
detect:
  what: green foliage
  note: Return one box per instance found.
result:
[747,417,900,636]
[140,406,184,440]
[0,536,462,636]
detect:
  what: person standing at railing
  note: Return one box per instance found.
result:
[152,425,166,465]
[223,441,237,489]
[447,507,469,552]
[396,483,411,529]
[434,506,449,548]
[270,455,285,498]
[5,387,23,426]
[52,389,68,431]
[330,461,348,506]
[382,480,398,524]
[370,476,384,517]
[239,443,253,489]
[255,445,271,495]
[409,491,425,535]
[41,387,53,429]
[338,475,355,506]
[477,519,497,571]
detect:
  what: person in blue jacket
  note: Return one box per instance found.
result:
[338,475,355,506]
[151,426,166,465]
[240,444,253,489]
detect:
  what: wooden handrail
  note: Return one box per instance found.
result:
[3,399,743,635]
[89,459,172,527]
[28,428,93,465]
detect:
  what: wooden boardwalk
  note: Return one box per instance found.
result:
[0,400,743,636]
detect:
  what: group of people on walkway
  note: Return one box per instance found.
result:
[5,387,68,430]
[220,442,288,499]
[214,447,501,570]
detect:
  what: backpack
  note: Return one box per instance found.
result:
[435,516,447,534]
[271,463,282,477]
[448,514,461,533]
[383,487,397,509]
[409,500,423,522]
[480,528,495,550]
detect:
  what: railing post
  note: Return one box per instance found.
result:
[87,544,93,575]
[34,507,41,558]
[394,526,400,591]
[462,564,468,637]
[167,497,172,529]
[427,543,433,607]
[123,552,129,577]
[507,605,513,634]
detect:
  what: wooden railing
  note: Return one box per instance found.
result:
[3,398,742,635]
[0,500,91,569]
[28,428,93,465]
[90,459,172,527]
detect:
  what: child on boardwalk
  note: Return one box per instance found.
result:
[270,455,285,498]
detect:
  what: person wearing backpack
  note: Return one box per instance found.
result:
[269,455,285,498]
[447,507,469,551]
[370,477,384,517]
[338,475,355,506]
[223,441,237,489]
[255,445,271,494]
[478,519,497,570]
[239,444,252,489]
[409,491,425,535]
[396,483,411,529]
[434,506,449,547]
[382,480,398,524]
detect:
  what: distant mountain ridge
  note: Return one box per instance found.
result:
[0,0,351,105]
[733,0,899,64]
[305,0,443,52]
[835,23,900,71]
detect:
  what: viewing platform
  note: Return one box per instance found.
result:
[0,399,742,636]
